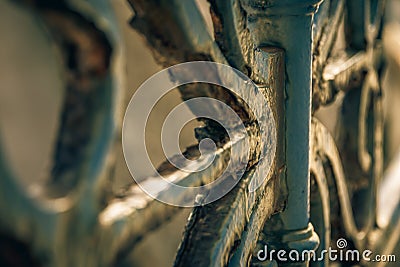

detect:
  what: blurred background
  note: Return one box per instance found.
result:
[0,0,197,265]
[1,0,400,266]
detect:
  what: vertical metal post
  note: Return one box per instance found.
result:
[275,10,317,231]
[242,0,323,265]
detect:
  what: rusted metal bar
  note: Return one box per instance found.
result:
[127,1,284,266]
[99,122,259,262]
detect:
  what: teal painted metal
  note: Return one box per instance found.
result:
[241,0,323,265]
[2,0,400,266]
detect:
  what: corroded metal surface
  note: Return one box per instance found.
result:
[99,120,260,261]
[0,0,283,265]
[241,1,324,265]
[1,0,400,266]
[127,0,286,265]
[172,48,285,267]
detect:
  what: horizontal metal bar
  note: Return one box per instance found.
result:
[98,122,261,262]
[321,45,383,91]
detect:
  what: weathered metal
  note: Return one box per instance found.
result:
[127,1,286,266]
[239,1,323,266]
[1,0,400,266]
